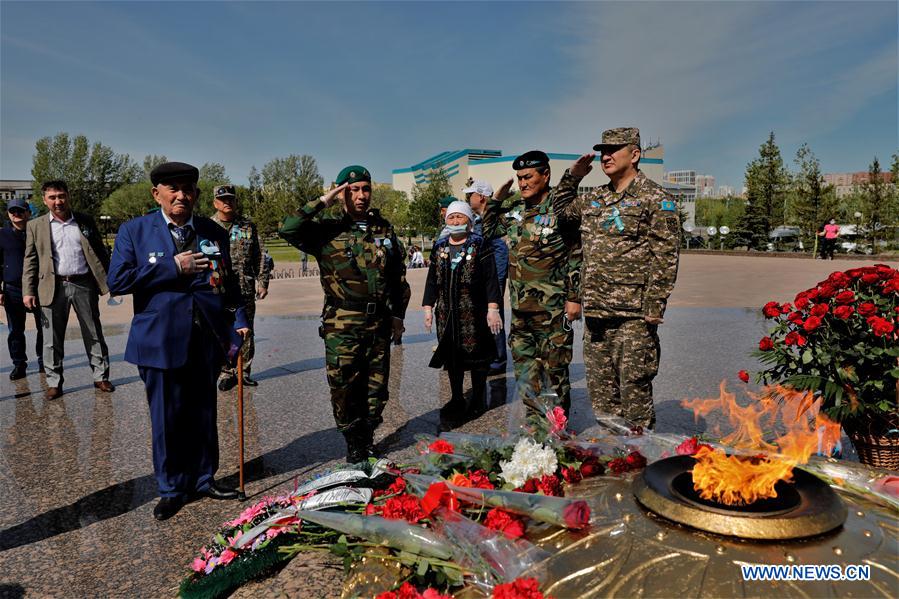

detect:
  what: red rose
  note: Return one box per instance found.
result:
[857,302,877,317]
[817,284,836,299]
[794,293,810,310]
[787,311,804,326]
[467,469,495,489]
[758,336,774,351]
[833,305,854,320]
[805,287,820,301]
[803,315,822,332]
[884,277,899,294]
[428,439,455,454]
[810,304,829,317]
[780,302,793,314]
[676,437,713,456]
[484,508,526,539]
[562,500,591,530]
[861,272,880,284]
[625,451,647,470]
[579,459,605,477]
[784,331,807,346]
[846,268,866,279]
[834,290,855,305]
[875,264,897,277]
[762,301,782,318]
[868,316,895,337]
[828,271,851,288]
[738,369,750,383]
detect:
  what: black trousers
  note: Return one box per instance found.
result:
[3,285,43,369]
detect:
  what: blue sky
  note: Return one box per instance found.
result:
[2,1,896,189]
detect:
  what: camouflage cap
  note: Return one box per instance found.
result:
[213,184,236,199]
[439,195,457,209]
[335,165,371,186]
[593,127,641,151]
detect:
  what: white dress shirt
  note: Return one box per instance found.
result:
[49,214,89,276]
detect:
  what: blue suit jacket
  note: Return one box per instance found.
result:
[107,212,248,369]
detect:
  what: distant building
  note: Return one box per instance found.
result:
[0,180,34,204]
[823,171,894,198]
[392,145,667,199]
[718,185,736,197]
[664,170,720,201]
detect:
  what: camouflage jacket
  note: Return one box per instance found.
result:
[279,200,411,319]
[482,170,583,313]
[553,170,679,319]
[212,215,271,297]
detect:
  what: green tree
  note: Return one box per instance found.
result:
[101,182,155,222]
[31,132,140,217]
[695,197,745,229]
[371,184,410,234]
[142,154,168,180]
[788,144,838,250]
[860,157,892,249]
[248,155,323,237]
[740,132,789,249]
[408,168,450,238]
[199,162,229,184]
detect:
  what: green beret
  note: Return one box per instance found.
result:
[335,165,371,186]
[439,196,457,208]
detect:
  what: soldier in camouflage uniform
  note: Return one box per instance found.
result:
[483,151,594,414]
[279,166,410,463]
[553,128,680,428]
[212,185,271,391]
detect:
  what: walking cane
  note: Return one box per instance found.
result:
[237,353,247,501]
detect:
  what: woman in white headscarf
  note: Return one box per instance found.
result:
[423,200,503,423]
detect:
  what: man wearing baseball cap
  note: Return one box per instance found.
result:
[462,180,509,375]
[553,127,680,429]
[0,199,43,379]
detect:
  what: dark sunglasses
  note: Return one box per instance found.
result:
[7,208,27,215]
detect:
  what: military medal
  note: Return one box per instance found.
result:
[199,239,221,256]
[209,271,222,287]
[149,255,157,264]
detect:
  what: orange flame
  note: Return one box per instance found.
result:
[681,381,841,505]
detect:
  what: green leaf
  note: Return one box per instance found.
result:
[802,349,813,364]
[417,558,429,577]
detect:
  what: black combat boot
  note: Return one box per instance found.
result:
[344,430,368,464]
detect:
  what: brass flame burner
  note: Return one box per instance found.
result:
[632,455,847,540]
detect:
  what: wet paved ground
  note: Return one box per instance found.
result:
[0,255,895,598]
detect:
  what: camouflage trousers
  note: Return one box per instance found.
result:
[509,309,573,413]
[221,298,256,378]
[584,317,659,429]
[321,306,392,437]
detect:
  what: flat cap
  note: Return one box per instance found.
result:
[6,198,28,211]
[593,127,641,150]
[513,150,550,171]
[335,165,371,186]
[439,196,457,209]
[150,162,199,186]
[214,184,236,199]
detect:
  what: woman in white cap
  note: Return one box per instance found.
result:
[423,200,503,423]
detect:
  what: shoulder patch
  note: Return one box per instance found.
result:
[660,199,676,212]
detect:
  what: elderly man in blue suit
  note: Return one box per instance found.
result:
[108,162,249,521]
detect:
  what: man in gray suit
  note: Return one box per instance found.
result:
[23,180,114,399]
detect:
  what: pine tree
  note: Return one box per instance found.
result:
[789,143,837,250]
[860,157,890,249]
[741,132,789,249]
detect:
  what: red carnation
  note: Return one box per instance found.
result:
[833,305,854,320]
[857,302,877,317]
[493,577,547,599]
[562,501,591,530]
[381,494,424,523]
[758,336,774,351]
[803,315,822,333]
[516,478,539,494]
[467,469,495,489]
[561,465,583,484]
[535,474,564,497]
[834,290,855,305]
[738,369,750,383]
[762,301,782,318]
[428,439,455,454]
[810,304,829,317]
[867,316,895,338]
[484,508,526,540]
[375,476,408,498]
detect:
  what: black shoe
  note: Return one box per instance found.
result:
[218,376,237,391]
[9,365,26,380]
[198,483,240,500]
[38,365,45,374]
[153,496,186,521]
[242,374,259,387]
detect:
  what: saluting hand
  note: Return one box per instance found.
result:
[176,251,210,275]
[570,153,595,177]
[495,179,515,202]
[321,183,349,208]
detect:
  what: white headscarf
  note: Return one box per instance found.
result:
[445,200,473,224]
